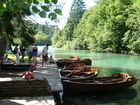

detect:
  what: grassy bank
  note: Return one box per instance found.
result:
[6,52,28,63]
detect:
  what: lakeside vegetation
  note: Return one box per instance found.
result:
[51,0,140,55]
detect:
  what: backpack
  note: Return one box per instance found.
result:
[13,48,18,54]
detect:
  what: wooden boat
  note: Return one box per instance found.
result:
[60,63,100,81]
[61,63,99,80]
[61,69,99,81]
[56,56,92,68]
[60,63,85,76]
[62,73,137,93]
[1,63,32,71]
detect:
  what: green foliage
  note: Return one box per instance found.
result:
[54,9,62,15]
[12,20,36,46]
[52,0,58,4]
[32,6,40,13]
[63,0,86,41]
[0,0,61,60]
[39,11,46,18]
[34,23,57,37]
[35,31,51,45]
[136,0,140,4]
[45,0,50,3]
[0,0,61,20]
[41,6,49,12]
[33,0,39,4]
[34,23,57,45]
[48,12,57,20]
[122,4,140,54]
[72,0,138,53]
[51,29,65,48]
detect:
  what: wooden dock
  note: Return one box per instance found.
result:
[0,62,63,105]
[34,63,63,93]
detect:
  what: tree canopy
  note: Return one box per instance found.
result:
[0,0,61,61]
[52,0,140,55]
[52,0,86,49]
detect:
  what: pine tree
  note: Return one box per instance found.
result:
[64,0,86,40]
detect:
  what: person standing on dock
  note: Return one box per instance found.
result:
[32,43,38,64]
[13,45,21,64]
[20,46,27,62]
[27,44,33,62]
[42,43,49,66]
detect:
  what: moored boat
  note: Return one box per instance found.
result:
[60,63,100,80]
[56,56,92,68]
[61,69,99,81]
[1,63,32,71]
[62,73,137,93]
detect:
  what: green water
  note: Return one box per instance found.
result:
[50,49,140,105]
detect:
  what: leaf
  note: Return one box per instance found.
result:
[136,0,140,4]
[33,0,39,4]
[48,12,57,20]
[3,3,6,8]
[44,0,50,3]
[54,9,62,15]
[52,0,57,4]
[39,11,46,18]
[27,0,32,4]
[41,6,49,12]
[32,6,40,13]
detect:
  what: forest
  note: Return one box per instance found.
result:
[52,0,140,55]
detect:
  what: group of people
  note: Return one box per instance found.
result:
[12,43,52,66]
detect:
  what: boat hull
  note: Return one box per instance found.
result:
[60,64,100,80]
[56,59,92,68]
[1,63,32,71]
[62,75,137,93]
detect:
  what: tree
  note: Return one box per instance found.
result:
[122,4,140,54]
[35,31,51,45]
[51,29,65,48]
[73,0,136,53]
[0,0,61,64]
[63,0,86,41]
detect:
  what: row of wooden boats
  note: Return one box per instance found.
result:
[56,56,137,94]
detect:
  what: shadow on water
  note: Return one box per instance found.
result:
[62,88,137,105]
[98,66,140,77]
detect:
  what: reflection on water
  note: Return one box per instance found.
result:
[62,89,137,105]
[49,48,140,105]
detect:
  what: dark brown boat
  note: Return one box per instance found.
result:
[61,70,99,81]
[62,73,137,93]
[56,56,92,68]
[1,63,32,71]
[60,63,100,80]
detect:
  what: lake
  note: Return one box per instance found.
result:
[47,48,140,105]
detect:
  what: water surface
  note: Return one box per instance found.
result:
[48,48,140,105]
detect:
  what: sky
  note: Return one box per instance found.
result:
[29,0,96,29]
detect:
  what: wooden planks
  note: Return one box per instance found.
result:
[34,63,63,92]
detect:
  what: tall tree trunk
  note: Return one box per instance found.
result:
[0,37,7,71]
[0,21,7,71]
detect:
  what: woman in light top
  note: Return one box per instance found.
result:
[13,45,21,64]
